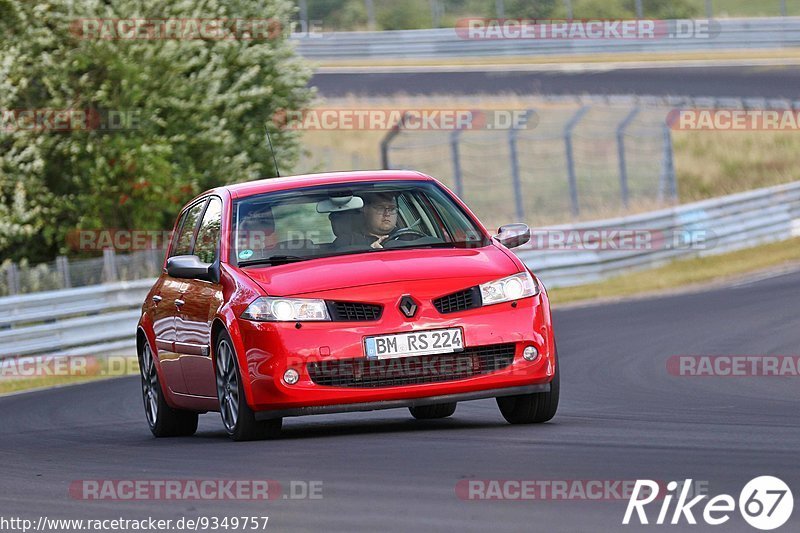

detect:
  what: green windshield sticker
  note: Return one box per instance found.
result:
[238,249,254,260]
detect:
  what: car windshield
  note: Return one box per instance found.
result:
[231,180,488,266]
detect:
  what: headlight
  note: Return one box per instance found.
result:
[479,271,539,305]
[241,297,330,322]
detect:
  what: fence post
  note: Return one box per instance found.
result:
[635,0,643,18]
[564,0,573,19]
[660,124,677,203]
[6,263,20,295]
[564,106,590,217]
[365,0,376,30]
[781,0,787,16]
[56,255,71,289]
[450,129,464,198]
[380,113,407,169]
[705,0,713,18]
[508,109,535,222]
[495,0,505,18]
[616,107,640,209]
[430,0,442,28]
[102,248,118,283]
[298,0,309,34]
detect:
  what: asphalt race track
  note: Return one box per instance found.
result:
[1,269,799,532]
[312,65,800,98]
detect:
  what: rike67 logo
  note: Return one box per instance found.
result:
[624,477,793,530]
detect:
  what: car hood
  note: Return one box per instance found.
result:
[241,245,519,297]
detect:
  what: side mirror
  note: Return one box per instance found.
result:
[495,223,531,249]
[166,255,215,281]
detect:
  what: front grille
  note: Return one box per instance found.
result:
[327,301,383,321]
[307,343,516,388]
[433,286,482,314]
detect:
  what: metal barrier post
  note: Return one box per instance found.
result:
[660,124,678,203]
[380,113,407,169]
[508,110,535,221]
[6,263,20,295]
[56,256,71,289]
[706,0,713,18]
[103,248,118,283]
[564,106,590,217]
[616,107,641,209]
[635,0,643,18]
[450,129,464,198]
[366,0,376,30]
[495,0,505,18]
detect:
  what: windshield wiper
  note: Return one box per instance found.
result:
[239,255,310,267]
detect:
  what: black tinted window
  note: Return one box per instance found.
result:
[195,198,222,263]
[171,201,206,257]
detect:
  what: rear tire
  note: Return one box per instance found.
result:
[497,356,560,424]
[214,331,282,441]
[139,341,198,437]
[409,402,457,420]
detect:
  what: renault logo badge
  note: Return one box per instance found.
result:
[399,295,418,318]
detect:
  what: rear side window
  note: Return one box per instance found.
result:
[171,200,207,257]
[195,197,222,263]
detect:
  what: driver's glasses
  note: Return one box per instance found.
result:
[368,204,398,215]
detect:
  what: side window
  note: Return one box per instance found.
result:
[170,201,206,257]
[195,197,222,263]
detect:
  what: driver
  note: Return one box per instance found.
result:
[337,192,399,249]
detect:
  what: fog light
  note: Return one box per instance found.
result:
[523,346,540,362]
[283,368,300,385]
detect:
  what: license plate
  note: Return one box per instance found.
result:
[364,328,464,360]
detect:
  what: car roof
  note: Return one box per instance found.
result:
[216,170,435,200]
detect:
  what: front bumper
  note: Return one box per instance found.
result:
[254,383,550,419]
[235,284,555,414]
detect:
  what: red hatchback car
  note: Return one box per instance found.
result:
[137,170,559,440]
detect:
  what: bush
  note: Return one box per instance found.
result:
[0,0,314,263]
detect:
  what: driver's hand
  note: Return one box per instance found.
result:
[371,235,389,249]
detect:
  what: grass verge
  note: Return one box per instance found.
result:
[314,49,800,68]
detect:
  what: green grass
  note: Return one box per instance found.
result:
[548,237,800,305]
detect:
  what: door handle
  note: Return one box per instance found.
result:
[152,295,162,304]
[175,299,185,307]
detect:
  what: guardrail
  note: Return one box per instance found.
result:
[293,17,800,60]
[1,180,799,359]
[517,181,800,288]
[0,280,154,359]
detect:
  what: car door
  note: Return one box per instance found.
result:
[176,196,224,398]
[157,199,207,395]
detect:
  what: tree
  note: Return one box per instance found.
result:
[0,0,314,263]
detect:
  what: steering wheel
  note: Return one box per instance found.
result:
[387,227,428,241]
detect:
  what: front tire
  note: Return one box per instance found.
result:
[214,331,282,441]
[409,402,457,419]
[497,359,560,424]
[139,341,198,437]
